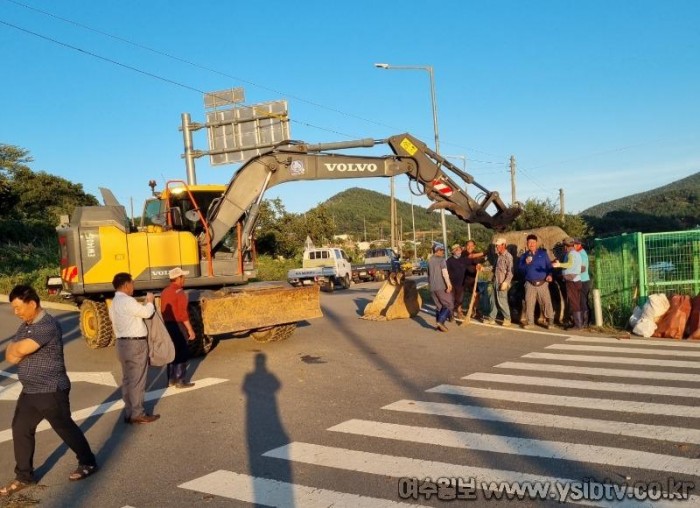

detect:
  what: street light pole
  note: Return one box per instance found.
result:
[375,63,448,250]
[445,154,471,240]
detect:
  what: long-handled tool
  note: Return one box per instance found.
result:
[464,276,480,324]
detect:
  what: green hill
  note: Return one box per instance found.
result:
[310,187,490,245]
[581,172,700,236]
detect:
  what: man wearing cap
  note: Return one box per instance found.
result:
[110,272,160,424]
[574,239,591,327]
[518,234,554,329]
[486,238,513,326]
[446,244,468,321]
[553,238,583,329]
[161,267,196,388]
[428,243,453,332]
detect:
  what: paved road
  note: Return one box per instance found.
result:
[1,280,699,507]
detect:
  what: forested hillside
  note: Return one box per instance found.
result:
[581,172,700,235]
[315,187,490,244]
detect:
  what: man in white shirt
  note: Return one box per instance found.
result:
[109,272,159,424]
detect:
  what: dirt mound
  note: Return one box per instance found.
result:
[491,226,569,259]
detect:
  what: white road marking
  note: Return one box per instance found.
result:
[496,362,700,382]
[566,336,700,348]
[178,470,421,507]
[329,419,700,476]
[462,372,700,398]
[546,344,700,357]
[263,442,695,507]
[426,385,699,418]
[0,377,227,444]
[0,370,118,401]
[523,352,700,369]
[383,399,700,444]
[0,382,22,401]
[67,371,118,387]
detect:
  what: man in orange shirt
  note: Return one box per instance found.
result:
[160,268,196,388]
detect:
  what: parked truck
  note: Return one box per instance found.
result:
[351,248,401,283]
[53,130,521,355]
[287,247,352,291]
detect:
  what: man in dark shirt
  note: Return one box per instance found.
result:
[1,285,97,497]
[446,244,468,321]
[463,240,485,318]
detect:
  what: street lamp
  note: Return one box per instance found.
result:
[374,62,448,250]
[445,154,471,240]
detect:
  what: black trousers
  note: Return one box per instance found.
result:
[12,389,96,482]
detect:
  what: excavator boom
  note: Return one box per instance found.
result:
[206,133,521,250]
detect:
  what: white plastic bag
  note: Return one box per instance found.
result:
[632,294,669,337]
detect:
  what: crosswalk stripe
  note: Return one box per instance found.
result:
[462,373,700,398]
[178,470,420,507]
[566,337,700,348]
[263,442,696,507]
[546,344,700,357]
[496,362,700,382]
[329,419,700,476]
[0,377,228,444]
[523,352,700,369]
[426,385,699,418]
[382,399,700,444]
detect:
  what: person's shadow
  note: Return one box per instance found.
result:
[242,353,293,507]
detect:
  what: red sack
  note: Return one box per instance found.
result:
[653,295,692,340]
[687,294,700,339]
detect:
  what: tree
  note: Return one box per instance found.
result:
[255,198,298,258]
[0,144,29,218]
[508,198,591,239]
[0,143,98,225]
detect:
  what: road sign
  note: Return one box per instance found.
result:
[206,100,290,165]
[204,87,245,109]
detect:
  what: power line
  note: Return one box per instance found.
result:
[2,0,511,158]
[0,18,360,140]
[3,0,396,132]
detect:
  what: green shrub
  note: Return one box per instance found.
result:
[251,255,301,282]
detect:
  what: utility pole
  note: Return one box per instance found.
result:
[559,188,565,219]
[510,155,517,205]
[390,177,396,251]
[363,217,367,242]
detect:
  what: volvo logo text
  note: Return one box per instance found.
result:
[324,163,378,173]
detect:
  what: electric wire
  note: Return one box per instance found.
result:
[2,0,507,159]
[0,18,361,139]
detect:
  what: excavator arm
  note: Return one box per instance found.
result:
[205,133,521,251]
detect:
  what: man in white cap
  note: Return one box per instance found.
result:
[486,237,513,326]
[161,267,196,388]
[427,243,453,332]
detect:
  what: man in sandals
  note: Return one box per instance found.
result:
[1,285,98,497]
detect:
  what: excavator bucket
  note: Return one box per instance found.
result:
[200,284,322,335]
[362,279,422,321]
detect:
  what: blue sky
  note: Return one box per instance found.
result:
[1,0,698,220]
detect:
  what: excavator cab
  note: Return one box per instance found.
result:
[140,183,226,235]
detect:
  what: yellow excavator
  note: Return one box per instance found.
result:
[54,132,520,355]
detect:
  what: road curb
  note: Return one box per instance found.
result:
[0,294,79,312]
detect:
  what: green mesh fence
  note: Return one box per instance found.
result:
[593,233,642,327]
[593,229,700,327]
[643,230,700,298]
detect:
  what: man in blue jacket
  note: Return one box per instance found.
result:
[518,234,554,329]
